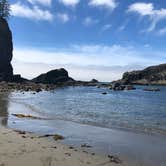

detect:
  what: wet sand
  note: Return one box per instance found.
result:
[0,126,126,166]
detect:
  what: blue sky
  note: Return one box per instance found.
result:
[9,0,166,81]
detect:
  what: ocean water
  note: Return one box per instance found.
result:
[7,85,166,134]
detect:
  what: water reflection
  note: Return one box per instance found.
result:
[0,92,9,126]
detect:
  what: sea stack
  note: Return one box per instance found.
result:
[0,17,13,81]
[32,68,74,84]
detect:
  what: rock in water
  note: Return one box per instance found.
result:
[0,18,13,81]
[32,68,74,84]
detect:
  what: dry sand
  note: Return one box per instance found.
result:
[0,126,126,166]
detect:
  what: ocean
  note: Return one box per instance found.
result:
[6,85,166,134]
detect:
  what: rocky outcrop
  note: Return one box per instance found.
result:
[120,63,166,85]
[90,79,99,83]
[111,82,135,91]
[32,68,74,84]
[0,18,13,81]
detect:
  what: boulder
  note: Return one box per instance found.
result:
[112,82,125,90]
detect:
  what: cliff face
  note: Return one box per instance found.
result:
[32,68,74,84]
[0,18,13,81]
[121,64,166,85]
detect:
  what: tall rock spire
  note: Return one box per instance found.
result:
[0,17,13,81]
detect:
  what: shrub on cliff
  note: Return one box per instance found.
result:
[0,0,10,19]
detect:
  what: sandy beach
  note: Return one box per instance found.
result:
[0,126,126,166]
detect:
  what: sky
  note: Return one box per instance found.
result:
[8,0,166,81]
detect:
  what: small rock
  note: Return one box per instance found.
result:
[81,144,92,148]
[36,88,42,93]
[108,155,122,164]
[143,88,160,92]
[65,153,71,156]
[14,130,26,135]
[53,134,64,141]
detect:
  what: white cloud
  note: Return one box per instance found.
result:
[157,27,166,36]
[118,20,129,31]
[56,13,70,23]
[118,24,126,31]
[144,44,151,48]
[128,3,153,16]
[59,0,80,7]
[27,0,52,6]
[13,44,165,67]
[11,2,53,21]
[89,0,118,10]
[101,24,112,31]
[128,2,166,32]
[83,17,99,26]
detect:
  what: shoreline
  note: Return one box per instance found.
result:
[8,88,166,137]
[2,117,166,166]
[4,100,166,166]
[8,97,166,136]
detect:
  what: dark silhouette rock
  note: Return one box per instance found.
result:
[90,79,99,83]
[120,63,166,85]
[143,88,160,92]
[32,68,74,84]
[124,85,136,90]
[0,18,13,81]
[112,82,125,90]
[102,92,107,95]
[111,82,135,91]
[12,74,28,83]
[112,82,121,90]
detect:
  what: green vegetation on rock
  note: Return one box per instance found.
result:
[0,0,10,19]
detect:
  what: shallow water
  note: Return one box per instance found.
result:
[7,85,166,134]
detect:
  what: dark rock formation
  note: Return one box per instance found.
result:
[90,79,99,83]
[120,63,166,85]
[143,88,160,92]
[12,74,29,83]
[0,18,13,81]
[111,82,135,91]
[32,68,74,84]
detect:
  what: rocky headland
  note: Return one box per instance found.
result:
[119,63,166,85]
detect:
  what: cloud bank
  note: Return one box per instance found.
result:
[11,2,53,21]
[27,0,52,6]
[12,44,165,81]
[89,0,118,10]
[59,0,80,7]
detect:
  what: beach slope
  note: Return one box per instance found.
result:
[0,126,124,166]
